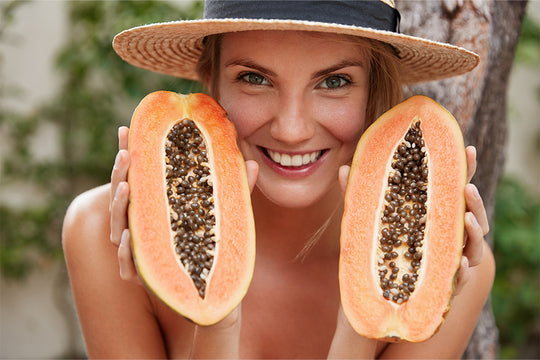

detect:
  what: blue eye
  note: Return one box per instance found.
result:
[320,75,350,89]
[241,72,269,85]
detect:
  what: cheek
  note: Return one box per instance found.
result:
[217,92,273,140]
[316,97,368,145]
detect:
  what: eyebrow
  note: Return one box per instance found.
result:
[224,58,366,79]
[224,58,277,78]
[311,60,367,79]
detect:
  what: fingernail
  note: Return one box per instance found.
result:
[462,255,469,269]
[472,185,480,199]
[120,229,129,246]
[469,212,479,227]
[114,152,122,168]
[115,181,125,199]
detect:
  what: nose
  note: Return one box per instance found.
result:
[269,90,316,145]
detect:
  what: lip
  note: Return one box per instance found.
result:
[258,146,327,179]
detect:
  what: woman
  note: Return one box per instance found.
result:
[63,1,494,358]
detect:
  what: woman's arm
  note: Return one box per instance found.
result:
[328,306,378,359]
[63,185,173,358]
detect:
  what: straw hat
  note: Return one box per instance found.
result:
[113,0,479,84]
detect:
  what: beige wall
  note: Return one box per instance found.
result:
[1,1,538,358]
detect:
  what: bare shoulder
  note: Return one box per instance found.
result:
[62,183,116,296]
[62,183,126,301]
[62,184,111,253]
[63,184,110,232]
[62,184,172,356]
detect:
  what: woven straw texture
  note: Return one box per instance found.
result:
[113,19,479,84]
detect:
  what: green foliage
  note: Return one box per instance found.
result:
[515,13,540,65]
[492,10,540,359]
[492,177,540,359]
[0,0,203,279]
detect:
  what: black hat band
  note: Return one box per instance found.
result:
[204,0,401,33]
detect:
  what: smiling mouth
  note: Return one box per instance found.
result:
[262,147,325,167]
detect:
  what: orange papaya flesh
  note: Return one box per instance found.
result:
[340,95,466,342]
[128,91,255,325]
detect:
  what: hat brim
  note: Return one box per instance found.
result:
[113,19,479,84]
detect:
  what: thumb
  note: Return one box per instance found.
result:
[339,165,351,197]
[245,160,259,193]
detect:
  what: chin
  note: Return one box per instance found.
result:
[255,181,336,210]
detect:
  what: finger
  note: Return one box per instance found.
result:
[463,212,485,267]
[466,146,477,183]
[465,183,490,235]
[110,149,130,210]
[110,126,130,210]
[118,126,129,151]
[338,165,351,197]
[245,160,259,193]
[110,181,129,246]
[118,229,141,284]
[454,256,470,296]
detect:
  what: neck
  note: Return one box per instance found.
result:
[251,186,343,264]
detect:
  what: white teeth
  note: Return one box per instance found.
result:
[270,151,281,163]
[291,154,303,167]
[281,154,292,166]
[267,149,321,167]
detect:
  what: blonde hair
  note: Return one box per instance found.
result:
[196,32,403,126]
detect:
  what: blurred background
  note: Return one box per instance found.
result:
[0,1,538,359]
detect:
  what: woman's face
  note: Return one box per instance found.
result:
[217,31,370,208]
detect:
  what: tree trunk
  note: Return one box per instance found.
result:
[395,0,528,358]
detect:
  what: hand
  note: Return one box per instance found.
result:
[108,126,141,284]
[455,146,489,295]
[109,126,129,247]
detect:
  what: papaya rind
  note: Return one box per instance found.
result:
[339,95,466,342]
[128,91,255,325]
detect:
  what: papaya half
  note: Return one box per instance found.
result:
[127,91,255,325]
[340,95,467,342]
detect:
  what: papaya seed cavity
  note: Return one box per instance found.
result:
[165,119,216,299]
[377,120,428,305]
